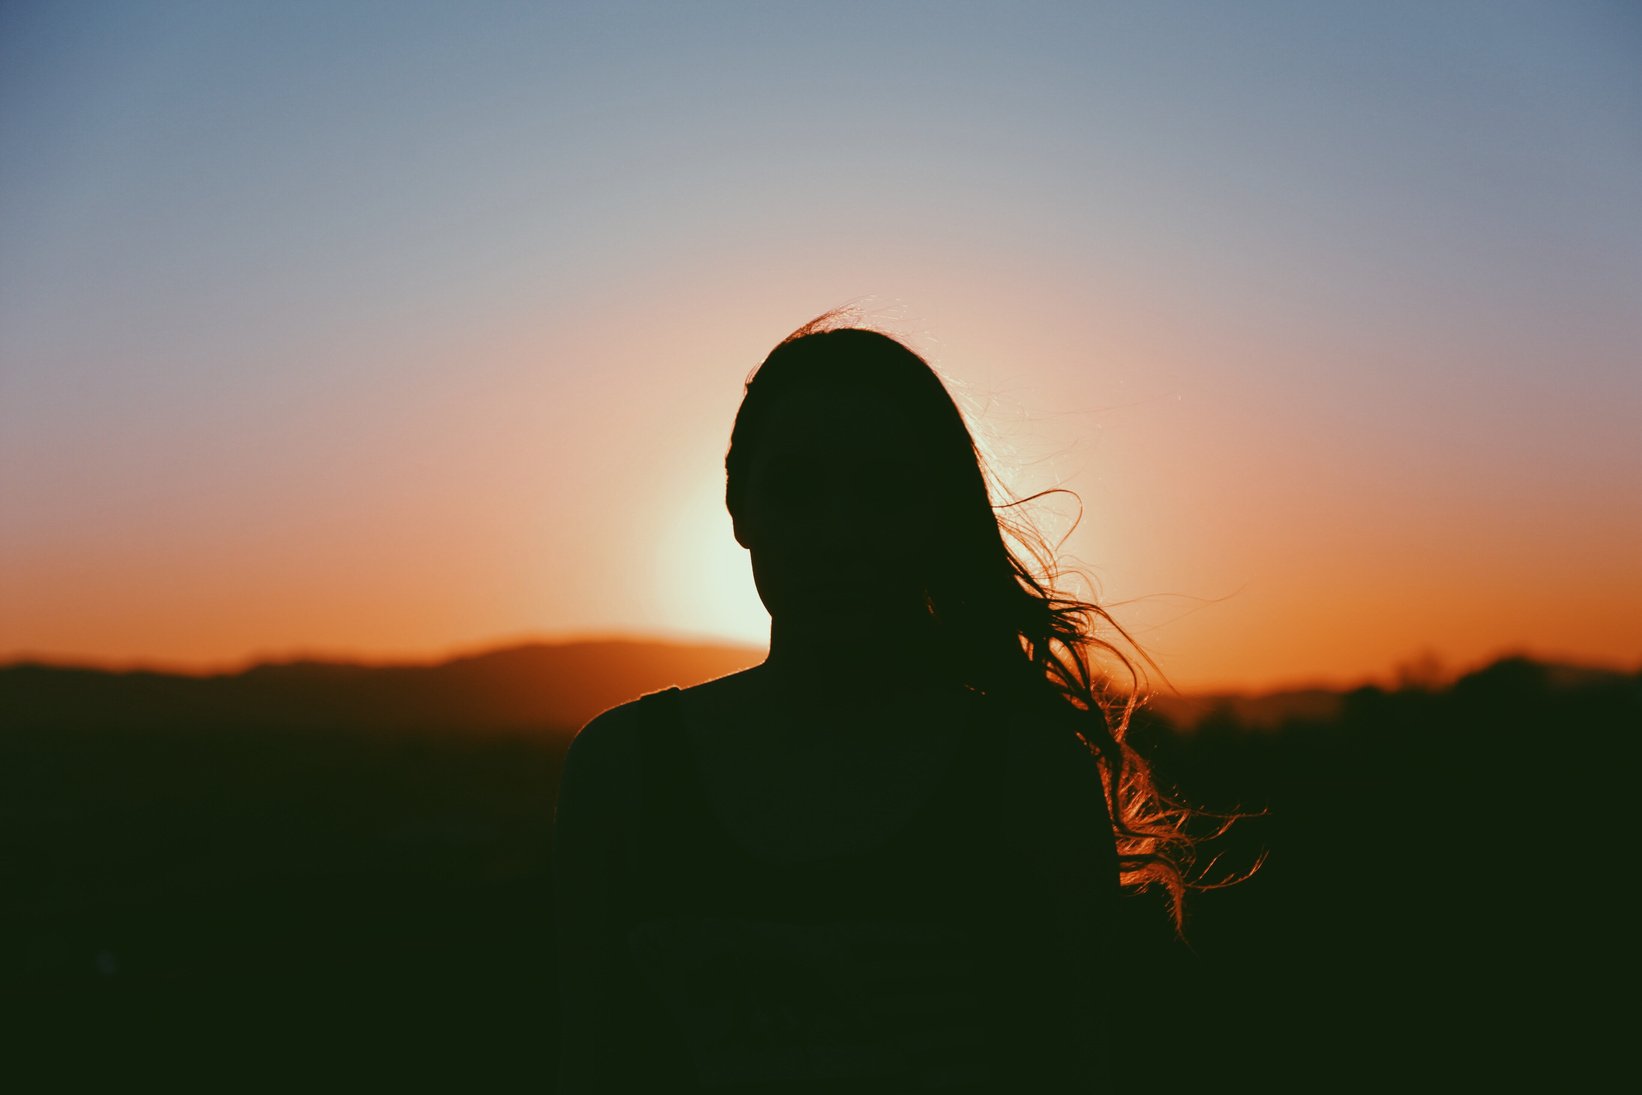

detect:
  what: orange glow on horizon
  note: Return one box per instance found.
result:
[3,256,1637,695]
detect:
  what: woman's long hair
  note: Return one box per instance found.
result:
[726,316,1205,929]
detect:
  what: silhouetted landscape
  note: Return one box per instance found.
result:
[5,640,1634,1085]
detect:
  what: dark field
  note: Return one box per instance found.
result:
[4,645,1634,1087]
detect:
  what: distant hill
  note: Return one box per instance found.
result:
[1147,687,1347,730]
[0,638,764,736]
[1148,654,1639,729]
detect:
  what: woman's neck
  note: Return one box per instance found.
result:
[760,609,947,700]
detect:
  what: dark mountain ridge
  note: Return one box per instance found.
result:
[0,638,764,734]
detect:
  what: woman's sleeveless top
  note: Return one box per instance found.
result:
[602,686,1108,1093]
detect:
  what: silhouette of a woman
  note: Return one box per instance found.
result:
[554,319,1190,1092]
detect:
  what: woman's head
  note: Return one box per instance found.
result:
[724,325,1004,634]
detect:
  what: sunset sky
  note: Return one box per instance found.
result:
[2,1,1638,692]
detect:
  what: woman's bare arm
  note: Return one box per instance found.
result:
[552,702,643,1094]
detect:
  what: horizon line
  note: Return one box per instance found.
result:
[2,631,1636,698]
[0,628,767,679]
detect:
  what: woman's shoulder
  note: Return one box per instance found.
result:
[565,668,763,776]
[559,688,676,813]
[570,691,659,752]
[675,665,766,710]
